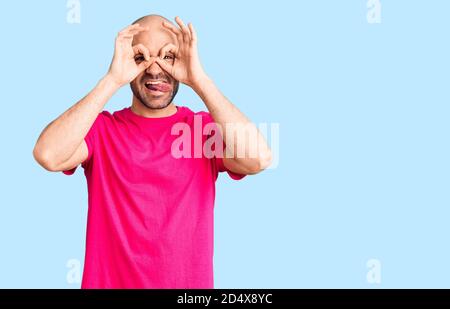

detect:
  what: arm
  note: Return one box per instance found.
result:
[192,76,272,175]
[33,23,152,172]
[156,17,272,175]
[33,75,119,171]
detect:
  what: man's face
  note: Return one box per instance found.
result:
[130,24,179,110]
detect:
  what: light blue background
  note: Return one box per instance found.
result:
[0,0,449,288]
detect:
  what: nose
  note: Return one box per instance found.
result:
[145,57,164,75]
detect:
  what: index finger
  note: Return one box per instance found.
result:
[118,24,148,36]
[133,44,151,61]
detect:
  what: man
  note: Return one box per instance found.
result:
[33,14,272,289]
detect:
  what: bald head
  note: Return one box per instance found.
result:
[132,14,171,26]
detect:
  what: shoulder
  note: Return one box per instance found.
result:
[178,106,214,124]
[97,108,128,124]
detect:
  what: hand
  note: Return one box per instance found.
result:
[107,24,151,87]
[155,17,207,89]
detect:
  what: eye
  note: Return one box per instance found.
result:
[164,55,174,60]
[134,55,145,62]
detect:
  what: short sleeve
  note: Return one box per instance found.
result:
[215,155,246,180]
[62,111,106,175]
[199,111,246,181]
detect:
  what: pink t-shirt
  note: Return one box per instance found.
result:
[64,106,245,289]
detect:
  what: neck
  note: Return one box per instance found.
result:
[131,97,177,118]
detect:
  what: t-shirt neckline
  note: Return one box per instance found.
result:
[124,105,185,124]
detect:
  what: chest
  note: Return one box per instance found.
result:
[93,124,214,186]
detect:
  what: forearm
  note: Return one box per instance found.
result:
[192,75,272,172]
[33,74,119,168]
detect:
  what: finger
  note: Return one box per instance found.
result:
[162,21,184,43]
[159,43,178,59]
[155,58,173,75]
[119,27,148,38]
[118,25,148,38]
[133,44,150,61]
[162,21,182,35]
[118,34,144,43]
[119,24,145,34]
[175,16,190,35]
[118,23,138,34]
[188,23,197,43]
[175,16,191,42]
[125,23,148,32]
[118,33,140,40]
[138,60,151,72]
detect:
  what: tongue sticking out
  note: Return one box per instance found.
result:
[147,83,171,92]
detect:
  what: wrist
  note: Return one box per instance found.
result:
[98,74,122,96]
[103,73,123,90]
[191,73,212,94]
